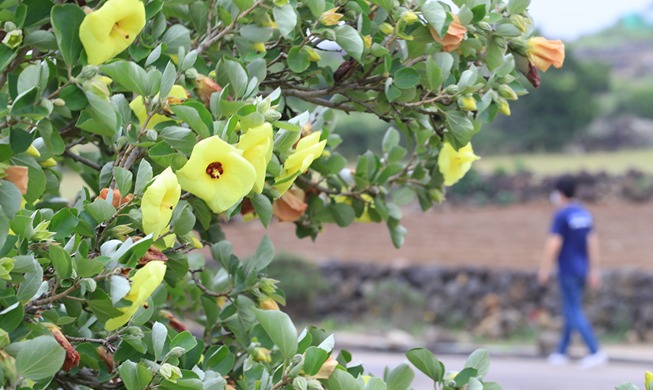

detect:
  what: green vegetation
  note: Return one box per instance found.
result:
[474,148,653,176]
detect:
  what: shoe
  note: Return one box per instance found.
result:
[579,351,608,368]
[547,352,569,365]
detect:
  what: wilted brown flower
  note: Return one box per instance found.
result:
[160,310,187,332]
[138,245,168,266]
[45,324,80,372]
[272,189,307,222]
[193,74,223,106]
[3,166,28,195]
[430,15,467,52]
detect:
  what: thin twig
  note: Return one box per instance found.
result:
[190,269,232,297]
[63,149,102,171]
[196,0,266,54]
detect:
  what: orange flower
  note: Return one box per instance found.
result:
[3,166,28,195]
[194,74,223,106]
[430,15,467,52]
[272,189,307,222]
[526,37,565,72]
[99,188,132,208]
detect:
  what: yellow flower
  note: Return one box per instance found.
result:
[458,95,477,111]
[40,158,57,168]
[129,85,188,129]
[334,194,374,223]
[237,123,273,194]
[26,144,40,157]
[400,11,419,25]
[319,7,343,26]
[251,42,266,53]
[141,167,181,239]
[79,0,146,65]
[305,47,321,62]
[646,371,653,390]
[274,132,326,195]
[438,142,480,186]
[363,35,372,49]
[105,261,167,331]
[253,348,272,363]
[259,297,280,310]
[176,136,256,214]
[526,37,565,72]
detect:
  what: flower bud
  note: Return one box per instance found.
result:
[319,7,343,26]
[478,21,492,32]
[264,109,282,122]
[251,42,266,53]
[2,29,22,49]
[498,85,518,100]
[444,84,459,95]
[400,11,419,25]
[78,65,100,80]
[259,278,278,295]
[305,47,321,62]
[26,144,41,157]
[458,94,477,111]
[52,98,66,107]
[3,21,17,31]
[83,76,111,101]
[496,97,511,116]
[253,347,272,363]
[379,23,394,35]
[510,15,531,33]
[109,224,134,240]
[363,35,372,48]
[165,347,186,359]
[0,328,9,348]
[307,379,323,390]
[259,297,280,311]
[158,363,182,382]
[0,350,17,384]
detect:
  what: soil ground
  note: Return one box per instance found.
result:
[222,200,653,270]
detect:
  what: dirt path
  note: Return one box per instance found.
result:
[222,201,653,270]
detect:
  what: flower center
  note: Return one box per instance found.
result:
[112,22,130,40]
[206,162,224,179]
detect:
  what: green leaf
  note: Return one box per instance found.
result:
[394,67,419,89]
[50,208,79,240]
[306,0,325,17]
[171,331,197,353]
[406,348,442,381]
[326,369,363,390]
[387,218,407,248]
[303,347,328,376]
[464,348,490,377]
[160,61,176,100]
[245,235,275,275]
[287,46,310,73]
[422,0,448,36]
[10,88,50,119]
[0,46,17,73]
[331,203,355,227]
[386,363,414,390]
[16,336,66,380]
[161,25,191,54]
[254,309,298,358]
[445,111,474,149]
[508,0,530,14]
[0,180,22,219]
[101,61,149,97]
[170,103,211,138]
[119,361,154,390]
[250,194,272,228]
[152,321,168,361]
[616,384,641,390]
[49,245,72,279]
[114,167,133,197]
[486,40,505,71]
[172,203,196,236]
[335,25,364,62]
[50,5,85,66]
[221,59,249,99]
[85,199,116,223]
[17,264,44,303]
[135,160,153,195]
[160,126,197,155]
[454,367,478,387]
[273,4,297,38]
[425,57,443,92]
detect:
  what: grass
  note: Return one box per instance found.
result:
[474,148,653,177]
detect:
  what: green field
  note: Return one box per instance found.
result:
[474,148,653,176]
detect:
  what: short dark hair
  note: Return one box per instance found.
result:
[555,175,576,198]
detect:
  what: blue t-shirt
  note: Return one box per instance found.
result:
[550,203,593,277]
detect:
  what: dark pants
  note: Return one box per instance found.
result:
[557,274,599,354]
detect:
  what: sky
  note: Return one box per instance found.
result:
[529,0,653,40]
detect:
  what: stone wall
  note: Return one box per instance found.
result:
[313,262,652,342]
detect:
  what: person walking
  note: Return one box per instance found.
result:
[538,175,607,368]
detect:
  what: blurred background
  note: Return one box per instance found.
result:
[223,2,653,388]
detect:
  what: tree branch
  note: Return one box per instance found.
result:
[197,0,266,54]
[63,149,102,171]
[190,269,232,297]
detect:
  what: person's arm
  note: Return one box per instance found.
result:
[587,231,601,289]
[538,234,562,286]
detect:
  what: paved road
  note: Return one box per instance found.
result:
[355,351,650,390]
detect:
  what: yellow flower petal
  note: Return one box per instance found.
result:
[176,136,256,214]
[129,85,187,129]
[646,371,653,390]
[319,7,344,26]
[438,142,480,186]
[79,0,146,65]
[237,123,273,194]
[141,167,181,239]
[274,132,326,195]
[526,37,565,72]
[105,260,166,330]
